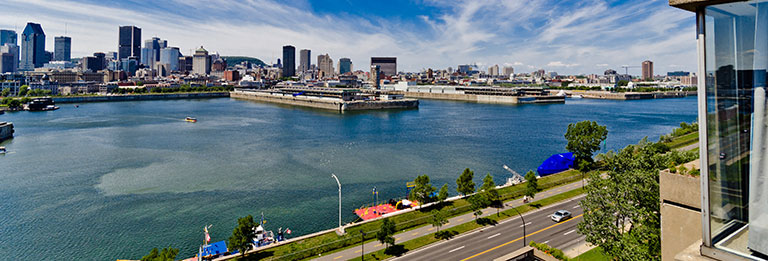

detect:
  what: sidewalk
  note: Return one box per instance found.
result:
[313,180,585,261]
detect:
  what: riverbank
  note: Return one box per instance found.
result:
[230,90,419,112]
[52,92,230,103]
[548,90,695,100]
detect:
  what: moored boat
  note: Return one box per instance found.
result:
[185,117,197,123]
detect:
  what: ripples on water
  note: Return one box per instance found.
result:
[0,97,697,260]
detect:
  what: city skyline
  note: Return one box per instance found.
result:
[1,0,694,75]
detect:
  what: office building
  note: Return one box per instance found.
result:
[179,56,193,73]
[664,1,768,260]
[667,71,690,77]
[192,46,211,75]
[121,58,138,76]
[282,45,295,77]
[159,47,180,71]
[370,65,381,89]
[317,53,334,78]
[20,22,46,70]
[140,48,154,68]
[370,57,396,77]
[0,44,19,73]
[53,36,71,62]
[338,58,352,75]
[118,26,141,60]
[503,66,514,77]
[81,56,101,72]
[144,37,161,64]
[0,30,17,46]
[641,60,653,80]
[488,64,499,76]
[299,49,310,72]
[93,52,106,71]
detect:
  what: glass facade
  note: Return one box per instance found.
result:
[704,1,768,259]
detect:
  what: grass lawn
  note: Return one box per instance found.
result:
[573,246,609,261]
[665,131,698,149]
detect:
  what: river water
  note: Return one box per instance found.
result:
[0,96,697,260]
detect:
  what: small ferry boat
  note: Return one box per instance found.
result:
[185,117,197,123]
[26,98,59,111]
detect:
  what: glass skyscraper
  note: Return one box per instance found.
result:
[160,47,180,71]
[338,58,352,74]
[0,29,17,46]
[54,36,71,62]
[20,22,45,70]
[118,26,141,60]
[282,45,295,77]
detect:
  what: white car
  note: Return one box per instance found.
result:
[551,210,572,222]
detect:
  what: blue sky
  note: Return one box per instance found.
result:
[1,0,696,75]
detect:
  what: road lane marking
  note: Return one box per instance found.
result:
[411,232,420,236]
[519,222,531,228]
[458,218,465,222]
[375,243,382,247]
[333,255,343,260]
[427,227,435,231]
[543,240,550,244]
[449,246,465,253]
[487,233,501,239]
[573,205,580,209]
[460,213,584,261]
[355,250,362,253]
[564,229,576,235]
[395,237,401,241]
[547,191,553,194]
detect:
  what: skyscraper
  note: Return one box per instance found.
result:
[299,49,311,72]
[370,65,381,89]
[488,64,499,76]
[0,29,17,46]
[338,58,352,75]
[317,54,334,77]
[370,57,396,77]
[93,52,106,70]
[282,45,295,77]
[642,60,653,80]
[144,37,161,64]
[118,26,141,60]
[140,48,153,68]
[193,46,211,75]
[20,22,45,70]
[502,66,514,77]
[160,47,180,71]
[0,44,19,73]
[54,36,71,62]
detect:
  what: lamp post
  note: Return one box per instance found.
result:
[360,231,366,260]
[331,174,342,232]
[510,206,526,247]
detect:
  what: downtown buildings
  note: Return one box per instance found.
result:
[21,22,45,70]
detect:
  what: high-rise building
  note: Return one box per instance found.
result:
[370,65,381,89]
[299,49,310,72]
[140,48,154,68]
[193,46,211,75]
[502,66,514,77]
[179,56,193,73]
[54,36,71,62]
[20,22,46,70]
[160,47,180,71]
[641,60,653,80]
[0,44,19,73]
[82,56,101,72]
[0,30,17,46]
[118,26,141,60]
[370,57,396,77]
[144,37,161,63]
[317,54,334,77]
[488,64,499,76]
[338,58,352,75]
[93,52,106,71]
[282,45,295,77]
[121,57,138,76]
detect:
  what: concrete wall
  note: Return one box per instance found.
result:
[660,160,702,261]
[53,92,230,103]
[231,91,418,111]
[0,122,13,141]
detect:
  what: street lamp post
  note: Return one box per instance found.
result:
[360,231,366,261]
[510,206,526,247]
[331,174,342,232]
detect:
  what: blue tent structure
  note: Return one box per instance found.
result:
[537,152,575,176]
[202,240,228,258]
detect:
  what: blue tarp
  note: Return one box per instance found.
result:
[202,240,228,257]
[537,152,575,176]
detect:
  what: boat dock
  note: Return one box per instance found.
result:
[548,90,695,100]
[383,84,565,104]
[231,87,419,112]
[0,122,13,142]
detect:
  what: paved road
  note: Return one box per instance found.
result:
[392,196,585,261]
[313,181,584,261]
[676,142,699,152]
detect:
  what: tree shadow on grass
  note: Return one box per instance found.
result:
[434,230,459,240]
[529,203,543,209]
[241,250,275,260]
[383,244,408,257]
[476,217,499,227]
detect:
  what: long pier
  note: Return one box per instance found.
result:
[548,90,695,100]
[230,90,419,112]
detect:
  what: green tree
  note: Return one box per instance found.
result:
[618,80,629,86]
[18,85,29,96]
[409,174,436,208]
[8,99,21,108]
[456,168,475,196]
[565,120,608,168]
[1,88,9,97]
[481,173,501,216]
[430,209,448,232]
[437,183,449,206]
[140,246,179,261]
[467,193,490,220]
[524,170,538,200]
[1,97,11,104]
[577,139,670,260]
[228,215,256,257]
[376,218,396,249]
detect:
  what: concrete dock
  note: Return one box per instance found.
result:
[0,121,14,141]
[231,89,419,112]
[383,84,565,104]
[549,90,694,100]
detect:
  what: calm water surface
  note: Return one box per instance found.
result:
[0,96,697,260]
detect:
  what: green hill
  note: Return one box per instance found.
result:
[223,56,266,67]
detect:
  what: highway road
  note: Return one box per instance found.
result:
[392,196,585,261]
[312,181,585,261]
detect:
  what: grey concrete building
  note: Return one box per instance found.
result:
[54,36,71,62]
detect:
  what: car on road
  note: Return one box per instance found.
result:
[551,210,572,222]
